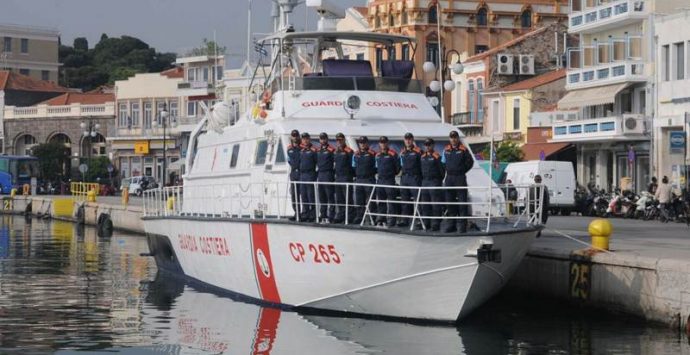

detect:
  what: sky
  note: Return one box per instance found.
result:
[2,0,365,65]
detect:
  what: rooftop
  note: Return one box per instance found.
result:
[0,70,69,93]
[491,69,566,92]
[161,67,184,79]
[38,92,115,106]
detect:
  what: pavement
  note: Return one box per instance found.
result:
[42,194,143,207]
[540,215,690,262]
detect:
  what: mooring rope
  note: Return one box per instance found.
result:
[544,228,614,254]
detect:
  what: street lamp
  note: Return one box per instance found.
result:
[423,48,464,120]
[152,103,176,187]
[80,119,101,172]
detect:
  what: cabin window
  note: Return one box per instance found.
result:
[255,140,269,165]
[275,139,286,164]
[230,144,240,168]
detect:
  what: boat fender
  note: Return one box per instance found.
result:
[97,213,113,235]
[24,201,32,216]
[76,205,85,225]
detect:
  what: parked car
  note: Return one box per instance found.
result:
[121,176,158,196]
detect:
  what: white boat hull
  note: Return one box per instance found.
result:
[144,217,536,321]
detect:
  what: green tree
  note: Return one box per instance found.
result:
[85,156,114,181]
[482,141,524,163]
[32,142,71,182]
[186,38,226,56]
[73,37,89,52]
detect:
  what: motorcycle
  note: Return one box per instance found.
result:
[634,192,652,219]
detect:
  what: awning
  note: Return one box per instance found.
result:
[521,143,572,161]
[558,83,629,109]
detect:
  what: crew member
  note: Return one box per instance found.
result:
[317,132,335,223]
[421,138,444,231]
[375,136,400,227]
[299,132,318,222]
[398,132,422,227]
[352,136,377,224]
[333,133,354,224]
[287,129,302,220]
[442,131,474,233]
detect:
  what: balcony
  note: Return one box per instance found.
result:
[569,0,648,34]
[567,61,645,89]
[550,114,648,143]
[177,81,215,97]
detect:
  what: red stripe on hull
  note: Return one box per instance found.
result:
[251,223,281,303]
[251,307,281,355]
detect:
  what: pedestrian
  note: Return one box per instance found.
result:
[504,179,518,215]
[442,131,474,233]
[299,132,318,222]
[647,177,658,195]
[420,138,444,231]
[317,132,335,223]
[655,175,672,219]
[375,136,400,227]
[352,136,377,224]
[398,132,422,227]
[532,174,550,225]
[333,132,354,224]
[287,129,302,220]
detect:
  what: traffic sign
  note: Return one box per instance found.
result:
[107,164,114,173]
[78,164,88,173]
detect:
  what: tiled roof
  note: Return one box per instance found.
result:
[0,70,69,92]
[495,69,566,92]
[464,27,549,63]
[161,67,184,79]
[38,92,115,106]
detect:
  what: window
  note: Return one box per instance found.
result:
[477,7,488,26]
[401,44,409,61]
[356,53,365,61]
[20,38,28,53]
[144,102,152,128]
[375,15,381,28]
[426,42,439,68]
[3,37,11,52]
[216,65,223,80]
[170,101,178,119]
[375,48,383,74]
[131,102,140,126]
[662,45,670,82]
[230,144,240,168]
[275,140,286,164]
[387,46,396,60]
[255,140,269,165]
[203,67,209,82]
[628,37,642,59]
[513,98,520,130]
[41,70,49,81]
[598,43,610,64]
[674,42,685,80]
[477,79,484,123]
[475,45,489,54]
[401,10,408,25]
[118,103,128,127]
[468,80,475,122]
[187,101,197,116]
[19,69,29,76]
[521,10,532,28]
[612,39,626,61]
[389,13,395,27]
[428,5,437,24]
[187,68,196,81]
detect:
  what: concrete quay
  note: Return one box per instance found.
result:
[2,195,689,331]
[506,216,690,332]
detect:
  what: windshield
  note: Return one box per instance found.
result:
[11,159,39,180]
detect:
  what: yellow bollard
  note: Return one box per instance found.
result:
[10,188,16,198]
[122,188,129,206]
[588,218,612,251]
[166,196,175,211]
[87,189,97,203]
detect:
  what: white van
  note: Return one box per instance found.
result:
[503,161,576,213]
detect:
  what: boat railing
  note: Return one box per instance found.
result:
[271,76,424,94]
[142,181,545,233]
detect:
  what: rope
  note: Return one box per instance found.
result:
[544,228,614,254]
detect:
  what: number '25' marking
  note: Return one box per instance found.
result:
[289,242,341,264]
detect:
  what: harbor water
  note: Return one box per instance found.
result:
[0,215,686,354]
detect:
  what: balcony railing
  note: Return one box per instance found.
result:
[4,103,115,119]
[177,81,214,90]
[451,112,474,125]
[567,61,645,89]
[550,114,647,142]
[569,0,647,34]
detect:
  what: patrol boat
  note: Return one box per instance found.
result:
[142,0,545,322]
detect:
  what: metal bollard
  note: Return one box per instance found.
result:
[166,196,175,211]
[122,188,129,206]
[10,188,16,198]
[87,189,97,203]
[588,218,612,251]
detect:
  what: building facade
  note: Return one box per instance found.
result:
[553,0,685,193]
[0,24,60,82]
[112,71,182,182]
[367,0,569,122]
[654,9,690,189]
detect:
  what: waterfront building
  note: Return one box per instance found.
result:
[654,9,690,189]
[553,0,685,193]
[112,69,182,182]
[366,0,569,122]
[0,23,60,82]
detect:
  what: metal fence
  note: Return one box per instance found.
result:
[143,181,545,233]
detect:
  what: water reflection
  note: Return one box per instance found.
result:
[0,216,686,354]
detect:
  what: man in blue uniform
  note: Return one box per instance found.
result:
[442,131,474,233]
[316,132,335,223]
[352,136,377,224]
[375,136,400,227]
[287,129,302,220]
[299,132,318,222]
[333,132,354,224]
[398,132,422,227]
[420,138,445,231]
